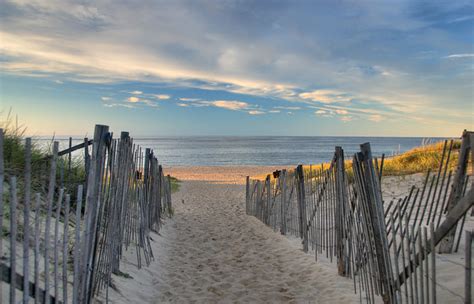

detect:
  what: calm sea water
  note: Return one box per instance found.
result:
[37,136,444,166]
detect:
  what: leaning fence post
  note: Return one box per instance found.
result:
[335,146,349,276]
[296,165,308,252]
[80,124,109,304]
[439,130,472,253]
[359,143,395,303]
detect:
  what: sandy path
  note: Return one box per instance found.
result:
[101,168,360,303]
[139,180,358,303]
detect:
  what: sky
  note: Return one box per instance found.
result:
[0,0,473,137]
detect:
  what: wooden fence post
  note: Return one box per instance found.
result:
[167,175,172,216]
[144,148,151,229]
[359,143,395,303]
[34,193,41,304]
[84,137,90,199]
[158,165,163,215]
[296,165,308,252]
[280,170,287,235]
[245,176,250,214]
[68,137,72,186]
[335,146,349,276]
[256,180,262,220]
[439,130,472,253]
[23,138,32,302]
[80,124,109,304]
[44,142,59,304]
[63,194,71,304]
[73,185,84,304]
[265,175,271,225]
[10,176,18,304]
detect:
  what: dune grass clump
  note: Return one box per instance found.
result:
[381,140,461,176]
[1,112,45,179]
[1,111,87,200]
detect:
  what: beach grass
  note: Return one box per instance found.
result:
[1,112,87,200]
[251,139,462,181]
[380,140,461,176]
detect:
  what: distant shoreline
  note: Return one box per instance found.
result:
[165,165,293,184]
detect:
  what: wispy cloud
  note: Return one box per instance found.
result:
[335,109,348,115]
[299,90,352,104]
[130,90,142,95]
[315,110,327,115]
[104,103,136,109]
[248,110,265,115]
[274,106,301,110]
[210,100,249,111]
[103,95,160,108]
[179,97,200,102]
[444,54,474,59]
[153,94,170,100]
[142,99,159,107]
[127,96,140,103]
[176,99,266,116]
[368,114,384,122]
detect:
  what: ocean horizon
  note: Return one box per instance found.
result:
[36,136,448,166]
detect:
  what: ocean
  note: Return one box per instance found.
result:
[37,136,445,166]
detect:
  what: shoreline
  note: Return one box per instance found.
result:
[165,165,295,184]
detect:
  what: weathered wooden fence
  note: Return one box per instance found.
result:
[0,124,173,303]
[246,130,473,304]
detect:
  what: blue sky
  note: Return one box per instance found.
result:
[0,0,473,136]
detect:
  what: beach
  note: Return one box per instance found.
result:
[98,166,472,304]
[98,166,360,303]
